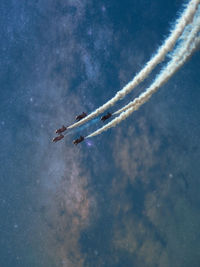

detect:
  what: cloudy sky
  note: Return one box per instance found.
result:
[1,0,200,266]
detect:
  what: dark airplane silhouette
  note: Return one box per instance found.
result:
[73,136,84,145]
[75,112,87,121]
[101,112,112,122]
[55,125,67,134]
[52,134,64,143]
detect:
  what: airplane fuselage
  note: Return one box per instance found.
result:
[73,136,84,145]
[101,112,112,122]
[52,134,64,142]
[75,112,87,121]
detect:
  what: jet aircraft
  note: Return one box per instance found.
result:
[101,112,112,122]
[75,112,87,121]
[52,134,64,143]
[73,136,84,145]
[55,125,67,134]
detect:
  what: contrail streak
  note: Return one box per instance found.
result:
[64,118,99,137]
[86,17,200,138]
[114,14,200,116]
[68,0,199,130]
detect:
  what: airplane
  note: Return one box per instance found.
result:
[52,134,64,143]
[75,112,87,121]
[73,136,84,145]
[55,125,67,134]
[101,112,112,122]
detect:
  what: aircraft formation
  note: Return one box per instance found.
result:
[52,0,199,145]
[52,111,112,145]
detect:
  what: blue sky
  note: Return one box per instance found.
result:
[0,1,200,266]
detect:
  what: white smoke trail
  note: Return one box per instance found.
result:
[113,13,200,116]
[86,18,200,138]
[68,0,199,130]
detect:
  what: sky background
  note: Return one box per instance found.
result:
[1,0,200,266]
